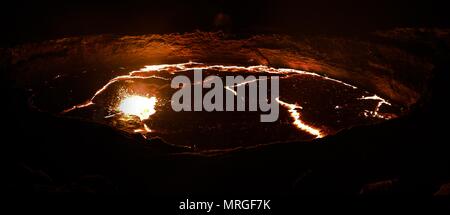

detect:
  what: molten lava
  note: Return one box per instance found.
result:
[118,95,157,121]
[276,98,324,138]
[33,62,403,150]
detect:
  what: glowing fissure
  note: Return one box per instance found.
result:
[223,76,270,97]
[61,62,393,139]
[63,62,360,114]
[276,98,324,138]
[134,124,152,134]
[358,95,393,119]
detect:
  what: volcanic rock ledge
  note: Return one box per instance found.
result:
[7,29,447,107]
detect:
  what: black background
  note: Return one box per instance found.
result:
[2,0,450,46]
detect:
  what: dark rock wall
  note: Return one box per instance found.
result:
[6,29,445,108]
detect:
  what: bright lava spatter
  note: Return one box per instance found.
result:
[62,62,393,139]
[118,95,157,121]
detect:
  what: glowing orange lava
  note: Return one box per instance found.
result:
[276,98,324,138]
[62,62,395,141]
[118,95,157,120]
[134,124,152,134]
[358,95,394,119]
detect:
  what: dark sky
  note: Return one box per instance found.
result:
[2,0,450,46]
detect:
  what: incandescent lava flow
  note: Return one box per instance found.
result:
[33,62,402,151]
